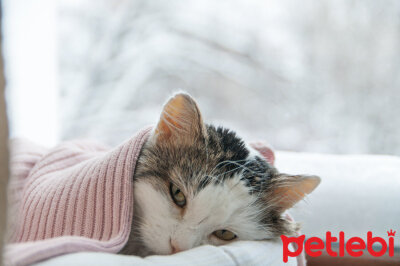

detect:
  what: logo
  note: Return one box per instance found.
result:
[281,230,396,263]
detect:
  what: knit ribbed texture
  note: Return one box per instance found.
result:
[5,127,152,266]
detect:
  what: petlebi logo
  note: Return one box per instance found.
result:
[280,230,397,263]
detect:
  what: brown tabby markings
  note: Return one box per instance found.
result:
[120,93,320,256]
[122,125,298,255]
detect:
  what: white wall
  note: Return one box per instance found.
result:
[2,0,59,147]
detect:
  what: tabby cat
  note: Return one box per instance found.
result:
[121,93,320,256]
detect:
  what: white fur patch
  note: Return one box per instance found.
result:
[134,173,274,255]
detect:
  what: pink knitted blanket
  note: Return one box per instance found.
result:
[5,127,152,266]
[5,128,304,266]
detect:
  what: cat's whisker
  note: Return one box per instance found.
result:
[208,160,253,180]
[208,159,250,175]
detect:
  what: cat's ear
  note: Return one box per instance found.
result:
[268,174,320,212]
[152,93,207,144]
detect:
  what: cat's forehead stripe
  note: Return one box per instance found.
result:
[191,125,274,193]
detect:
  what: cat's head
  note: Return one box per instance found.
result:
[133,93,320,255]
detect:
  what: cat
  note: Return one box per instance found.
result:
[120,93,320,256]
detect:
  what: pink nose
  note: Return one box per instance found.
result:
[170,239,182,254]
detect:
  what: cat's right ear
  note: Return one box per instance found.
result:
[267,174,321,212]
[151,93,207,144]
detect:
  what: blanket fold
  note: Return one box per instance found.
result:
[5,127,152,266]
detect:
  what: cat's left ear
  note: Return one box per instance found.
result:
[152,93,207,144]
[268,174,321,212]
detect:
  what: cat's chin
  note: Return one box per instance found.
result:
[134,247,156,257]
[119,241,157,257]
[133,246,173,257]
[142,242,174,256]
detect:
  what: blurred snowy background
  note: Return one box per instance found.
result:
[4,0,400,155]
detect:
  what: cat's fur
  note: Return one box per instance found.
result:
[120,93,320,256]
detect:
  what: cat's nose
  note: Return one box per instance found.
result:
[170,239,182,254]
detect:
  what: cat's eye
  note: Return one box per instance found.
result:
[170,183,186,207]
[213,230,237,241]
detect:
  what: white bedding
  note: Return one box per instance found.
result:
[34,241,297,266]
